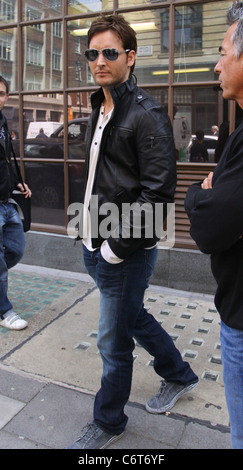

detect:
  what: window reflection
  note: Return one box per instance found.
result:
[0,0,237,236]
[66,93,89,204]
[24,161,65,225]
[69,162,86,204]
[23,22,63,90]
[68,90,91,121]
[173,2,232,82]
[4,94,19,137]
[21,94,64,136]
[67,0,102,14]
[142,87,168,109]
[10,93,89,224]
[67,19,93,88]
[10,94,65,225]
[174,6,202,53]
[0,27,18,91]
[22,0,62,19]
[123,10,170,85]
[173,87,220,162]
[119,0,168,6]
[0,0,17,23]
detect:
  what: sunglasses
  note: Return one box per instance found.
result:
[84,48,130,62]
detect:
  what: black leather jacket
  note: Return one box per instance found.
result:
[85,75,177,259]
[0,112,18,201]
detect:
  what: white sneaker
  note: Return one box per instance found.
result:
[0,312,28,330]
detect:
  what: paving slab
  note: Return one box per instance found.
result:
[0,430,49,449]
[0,263,232,450]
[0,394,25,428]
[0,371,231,450]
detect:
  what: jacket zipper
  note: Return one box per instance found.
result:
[150,137,155,148]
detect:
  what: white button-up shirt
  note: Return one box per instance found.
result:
[82,106,123,264]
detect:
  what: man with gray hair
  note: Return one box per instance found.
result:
[185,3,243,449]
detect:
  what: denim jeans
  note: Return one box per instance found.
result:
[220,320,243,449]
[83,244,198,434]
[0,202,25,318]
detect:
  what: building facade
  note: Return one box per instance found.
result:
[0,0,240,249]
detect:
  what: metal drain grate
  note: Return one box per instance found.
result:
[190,338,204,347]
[183,349,198,359]
[174,323,186,330]
[180,313,192,319]
[210,356,222,365]
[74,342,91,351]
[202,370,219,382]
[159,309,171,316]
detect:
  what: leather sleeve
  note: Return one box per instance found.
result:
[108,105,177,259]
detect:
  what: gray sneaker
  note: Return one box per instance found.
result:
[145,379,198,414]
[68,421,124,449]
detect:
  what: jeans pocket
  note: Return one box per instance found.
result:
[97,251,126,295]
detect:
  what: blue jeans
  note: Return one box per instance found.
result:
[0,202,25,318]
[220,320,243,449]
[83,244,198,434]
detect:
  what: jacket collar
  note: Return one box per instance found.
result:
[91,74,136,110]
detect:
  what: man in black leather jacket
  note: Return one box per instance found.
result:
[0,76,31,330]
[69,15,198,450]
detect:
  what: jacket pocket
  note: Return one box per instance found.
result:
[145,135,170,150]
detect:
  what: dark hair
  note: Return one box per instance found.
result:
[195,130,204,141]
[0,75,9,94]
[87,14,137,73]
[227,2,243,59]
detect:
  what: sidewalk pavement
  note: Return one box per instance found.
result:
[0,263,231,450]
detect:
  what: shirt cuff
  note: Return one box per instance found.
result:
[101,240,124,264]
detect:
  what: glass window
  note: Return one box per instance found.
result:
[123,9,170,85]
[173,86,220,162]
[119,0,169,6]
[67,118,88,159]
[0,0,17,23]
[4,94,19,137]
[67,0,103,14]
[22,0,62,20]
[67,90,91,121]
[0,0,237,238]
[23,22,63,90]
[0,27,18,91]
[142,86,168,109]
[22,93,64,137]
[24,161,65,225]
[173,1,232,82]
[68,162,85,204]
[11,93,65,226]
[67,91,89,204]
[25,4,43,23]
[67,19,92,88]
[67,90,89,164]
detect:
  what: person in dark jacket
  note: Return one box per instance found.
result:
[190,130,208,162]
[0,76,31,330]
[69,14,198,450]
[185,3,243,449]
